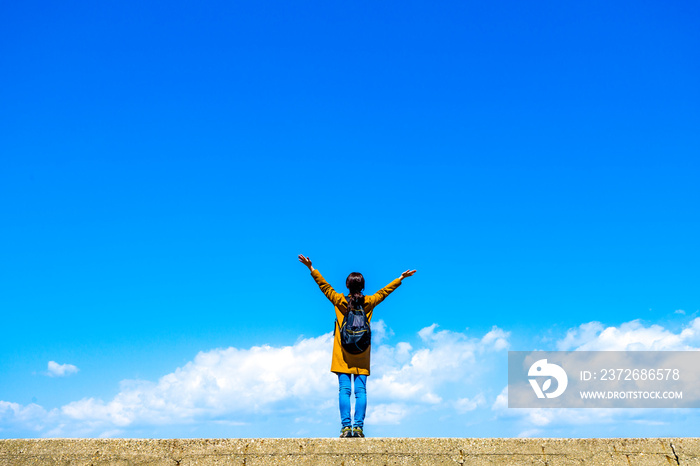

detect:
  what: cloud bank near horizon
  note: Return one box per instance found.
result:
[1,317,699,438]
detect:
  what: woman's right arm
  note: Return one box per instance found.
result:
[367,269,417,307]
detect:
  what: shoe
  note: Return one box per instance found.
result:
[352,427,364,438]
[340,426,353,438]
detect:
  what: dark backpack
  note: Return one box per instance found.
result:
[337,296,371,354]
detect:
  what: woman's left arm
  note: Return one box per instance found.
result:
[298,254,314,272]
[299,254,346,307]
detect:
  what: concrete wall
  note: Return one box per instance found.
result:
[1,438,698,465]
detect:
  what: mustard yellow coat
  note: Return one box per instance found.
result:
[311,269,402,376]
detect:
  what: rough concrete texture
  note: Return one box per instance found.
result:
[0,438,698,465]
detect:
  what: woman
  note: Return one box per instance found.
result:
[298,254,416,438]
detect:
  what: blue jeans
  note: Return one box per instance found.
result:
[337,373,367,429]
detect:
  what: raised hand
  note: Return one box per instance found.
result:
[400,269,417,280]
[298,254,314,271]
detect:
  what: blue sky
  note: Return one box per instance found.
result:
[1,0,699,438]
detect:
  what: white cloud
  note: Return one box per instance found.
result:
[0,401,52,433]
[517,429,543,438]
[59,333,337,429]
[492,386,508,411]
[365,403,408,425]
[9,317,699,437]
[495,318,700,435]
[556,322,604,351]
[371,324,509,407]
[557,318,700,351]
[47,361,79,377]
[454,393,486,413]
[497,404,624,430]
[98,429,125,438]
[480,327,510,351]
[1,324,508,436]
[492,386,620,429]
[371,319,394,345]
[417,323,438,341]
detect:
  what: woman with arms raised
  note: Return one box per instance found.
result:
[298,254,416,438]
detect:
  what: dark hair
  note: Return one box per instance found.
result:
[346,272,365,310]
